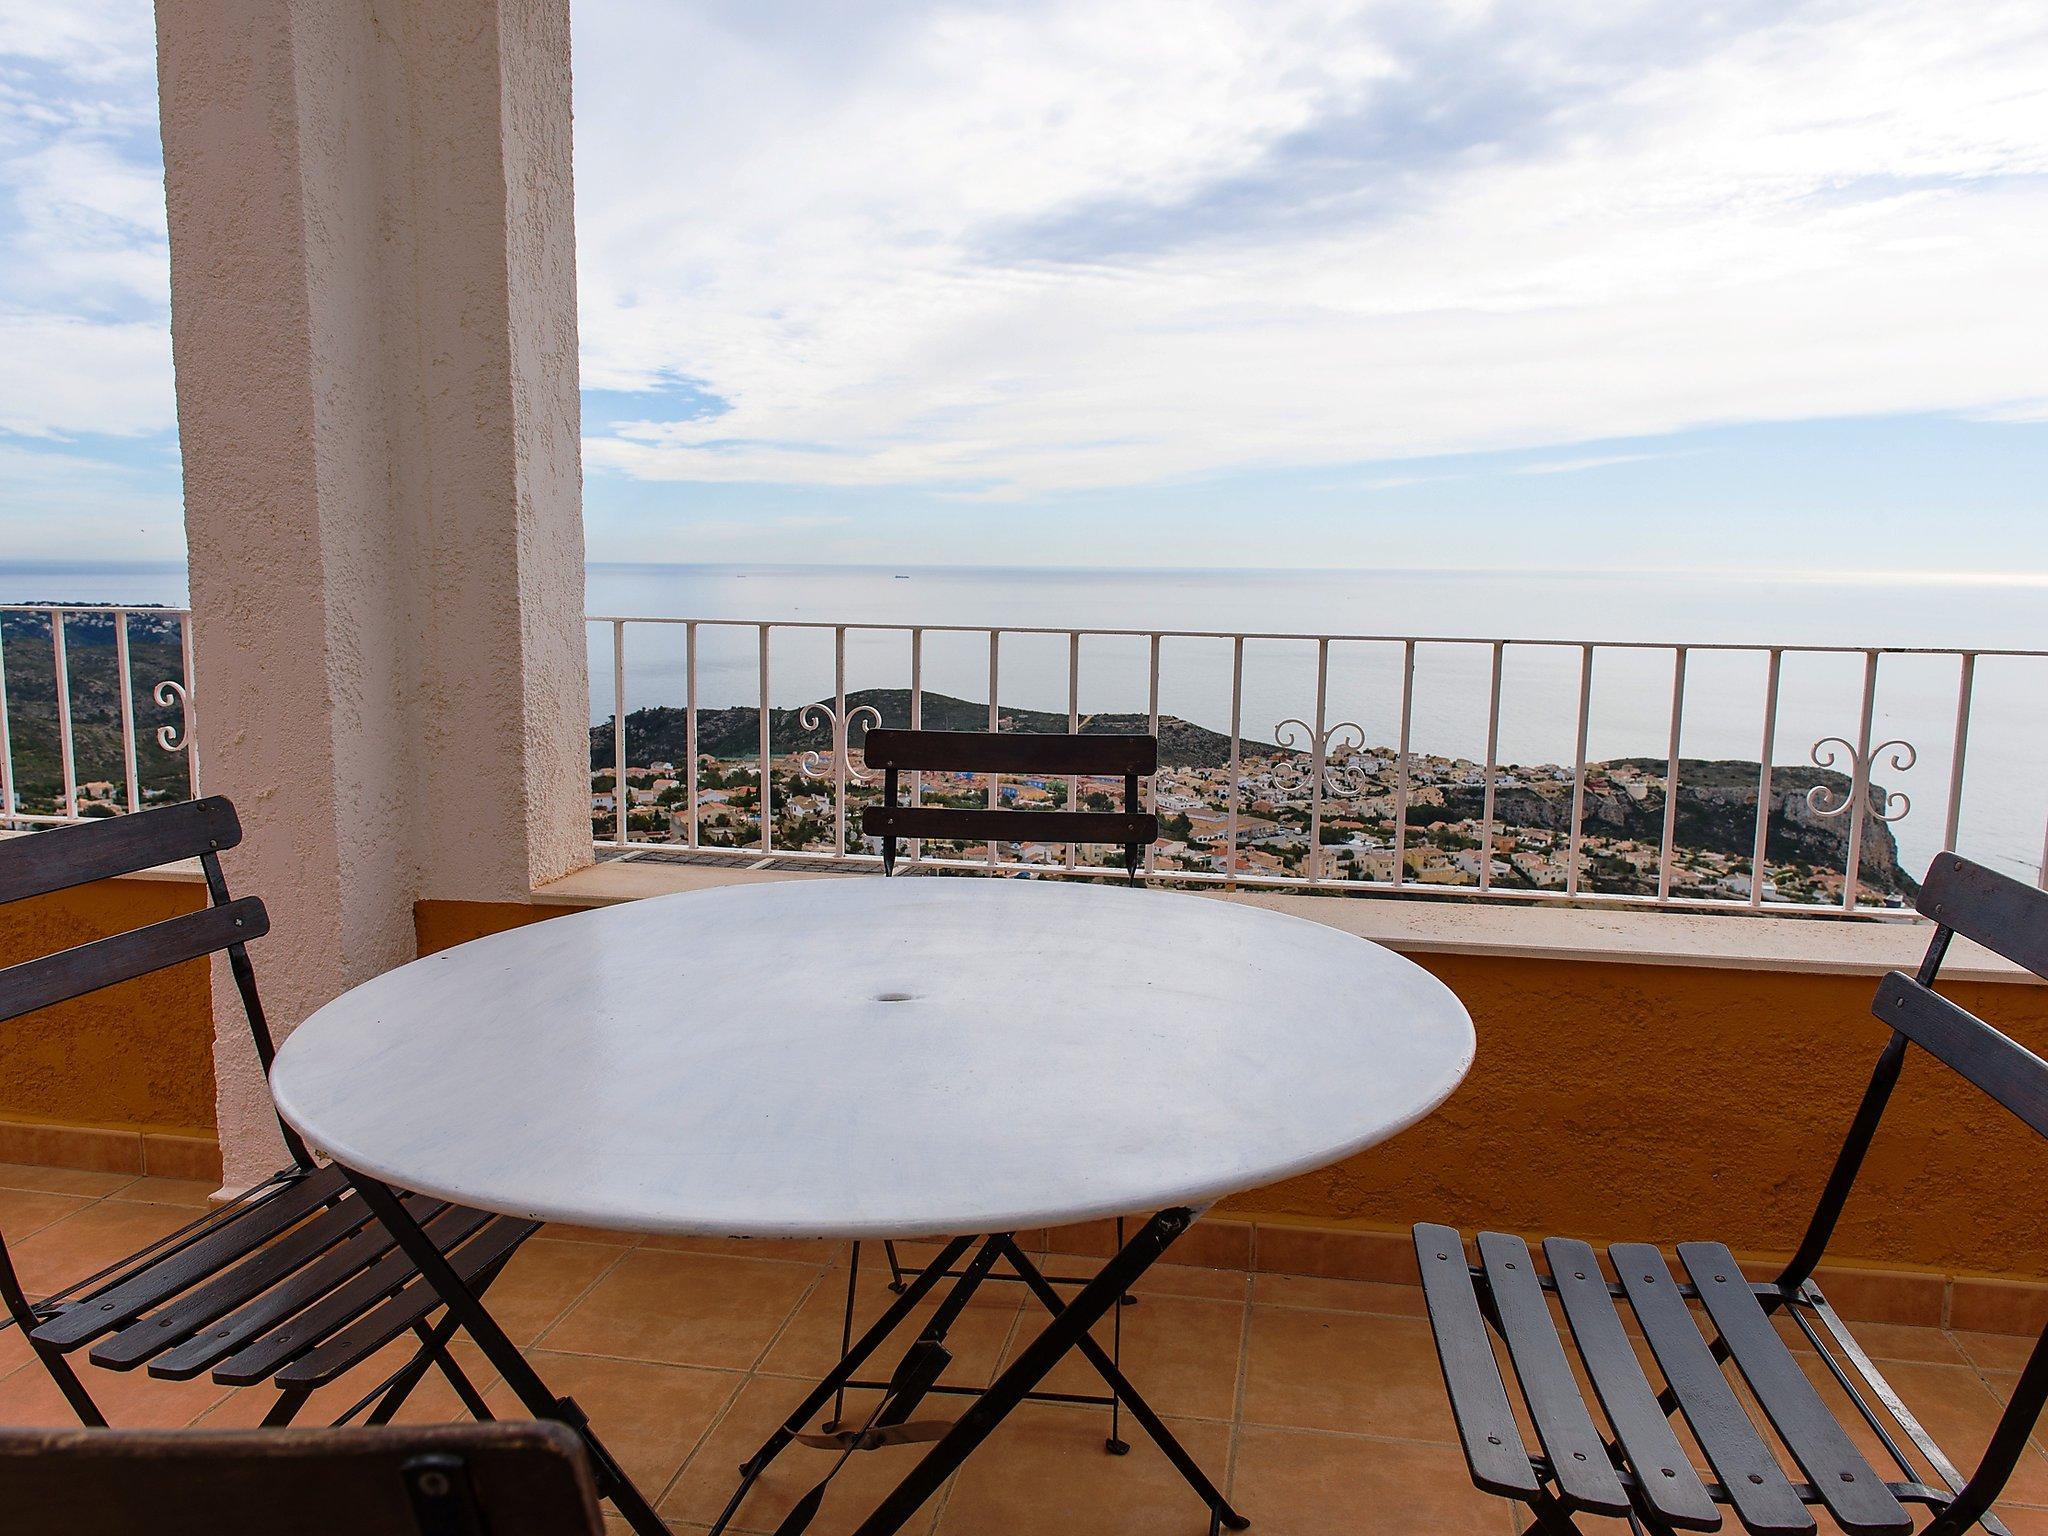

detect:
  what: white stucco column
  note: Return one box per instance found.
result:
[155,0,590,1185]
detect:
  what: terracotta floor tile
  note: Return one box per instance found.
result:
[1242,1305,1459,1442]
[0,1187,92,1245]
[1794,1353,2048,1505]
[1231,1426,1514,1534]
[6,1200,202,1296]
[542,1250,818,1370]
[0,1349,232,1428]
[482,1349,741,1497]
[107,1177,219,1209]
[1000,1293,1246,1422]
[491,1237,630,1346]
[192,1339,499,1428]
[0,1163,136,1199]
[660,1373,942,1535]
[934,1401,1233,1536]
[758,1271,1022,1386]
[642,1232,840,1265]
[1038,1251,1249,1302]
[1253,1272,1428,1317]
[1770,1313,1963,1365]
[1956,1330,2041,1373]
[538,1221,646,1248]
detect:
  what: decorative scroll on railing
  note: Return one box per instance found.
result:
[0,606,199,829]
[588,616,2048,919]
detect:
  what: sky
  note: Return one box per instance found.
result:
[2,0,2047,574]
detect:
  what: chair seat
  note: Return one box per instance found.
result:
[27,1165,537,1391]
[1415,1224,1923,1536]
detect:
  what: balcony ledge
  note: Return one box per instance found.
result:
[530,857,2038,987]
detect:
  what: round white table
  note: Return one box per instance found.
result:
[269,875,1475,1536]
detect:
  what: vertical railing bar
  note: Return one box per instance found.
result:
[1657,646,1688,903]
[1841,650,1879,912]
[1479,641,1504,893]
[0,616,13,828]
[1392,640,1415,887]
[1066,630,1080,871]
[685,622,699,850]
[1227,637,1243,887]
[909,628,923,864]
[611,620,627,847]
[1944,653,1974,854]
[1564,644,1593,899]
[1309,638,1329,886]
[115,610,140,815]
[758,625,773,855]
[1146,634,1161,877]
[1749,649,1782,912]
[986,630,1000,869]
[51,608,77,821]
[177,611,199,798]
[833,625,848,858]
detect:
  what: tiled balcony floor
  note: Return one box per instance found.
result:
[4,1163,2046,1534]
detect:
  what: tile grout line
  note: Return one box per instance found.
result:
[1223,1272,1255,1514]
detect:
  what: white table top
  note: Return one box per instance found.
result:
[269,877,1475,1240]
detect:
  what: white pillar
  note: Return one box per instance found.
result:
[155,0,589,1185]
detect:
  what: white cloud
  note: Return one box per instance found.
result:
[573,0,2048,493]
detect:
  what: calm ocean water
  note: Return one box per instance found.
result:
[5,559,2043,883]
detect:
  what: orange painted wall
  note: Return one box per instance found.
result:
[1223,951,2048,1281]
[0,877,215,1135]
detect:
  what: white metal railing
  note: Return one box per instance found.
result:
[0,605,200,829]
[589,615,2048,918]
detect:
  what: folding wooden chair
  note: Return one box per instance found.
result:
[814,730,1161,1446]
[0,798,536,1427]
[1415,852,2048,1535]
[0,1420,602,1536]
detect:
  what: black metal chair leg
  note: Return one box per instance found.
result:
[2,1237,107,1427]
[883,1239,907,1294]
[344,1170,668,1536]
[830,1240,862,1431]
[846,1211,1223,1536]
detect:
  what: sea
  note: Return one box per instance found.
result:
[4,559,2043,885]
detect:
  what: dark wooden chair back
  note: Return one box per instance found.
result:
[0,1421,603,1536]
[0,797,306,1165]
[859,728,1159,880]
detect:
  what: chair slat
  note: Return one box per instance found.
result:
[1872,972,2048,1140]
[1917,854,2048,979]
[1678,1244,1908,1535]
[0,797,242,906]
[1475,1232,1630,1514]
[0,897,268,1025]
[144,1195,450,1380]
[275,1217,539,1389]
[207,1205,495,1386]
[87,1171,373,1369]
[1612,1243,1813,1536]
[862,807,1156,845]
[33,1168,346,1352]
[1414,1225,1542,1498]
[863,729,1156,775]
[1544,1239,1720,1531]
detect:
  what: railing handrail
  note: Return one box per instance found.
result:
[586,612,2048,915]
[584,614,2048,659]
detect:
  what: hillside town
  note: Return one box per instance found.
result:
[590,706,1912,908]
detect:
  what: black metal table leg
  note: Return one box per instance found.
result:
[345,1170,669,1536]
[996,1236,1246,1527]
[707,1234,978,1536]
[847,1208,1221,1536]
